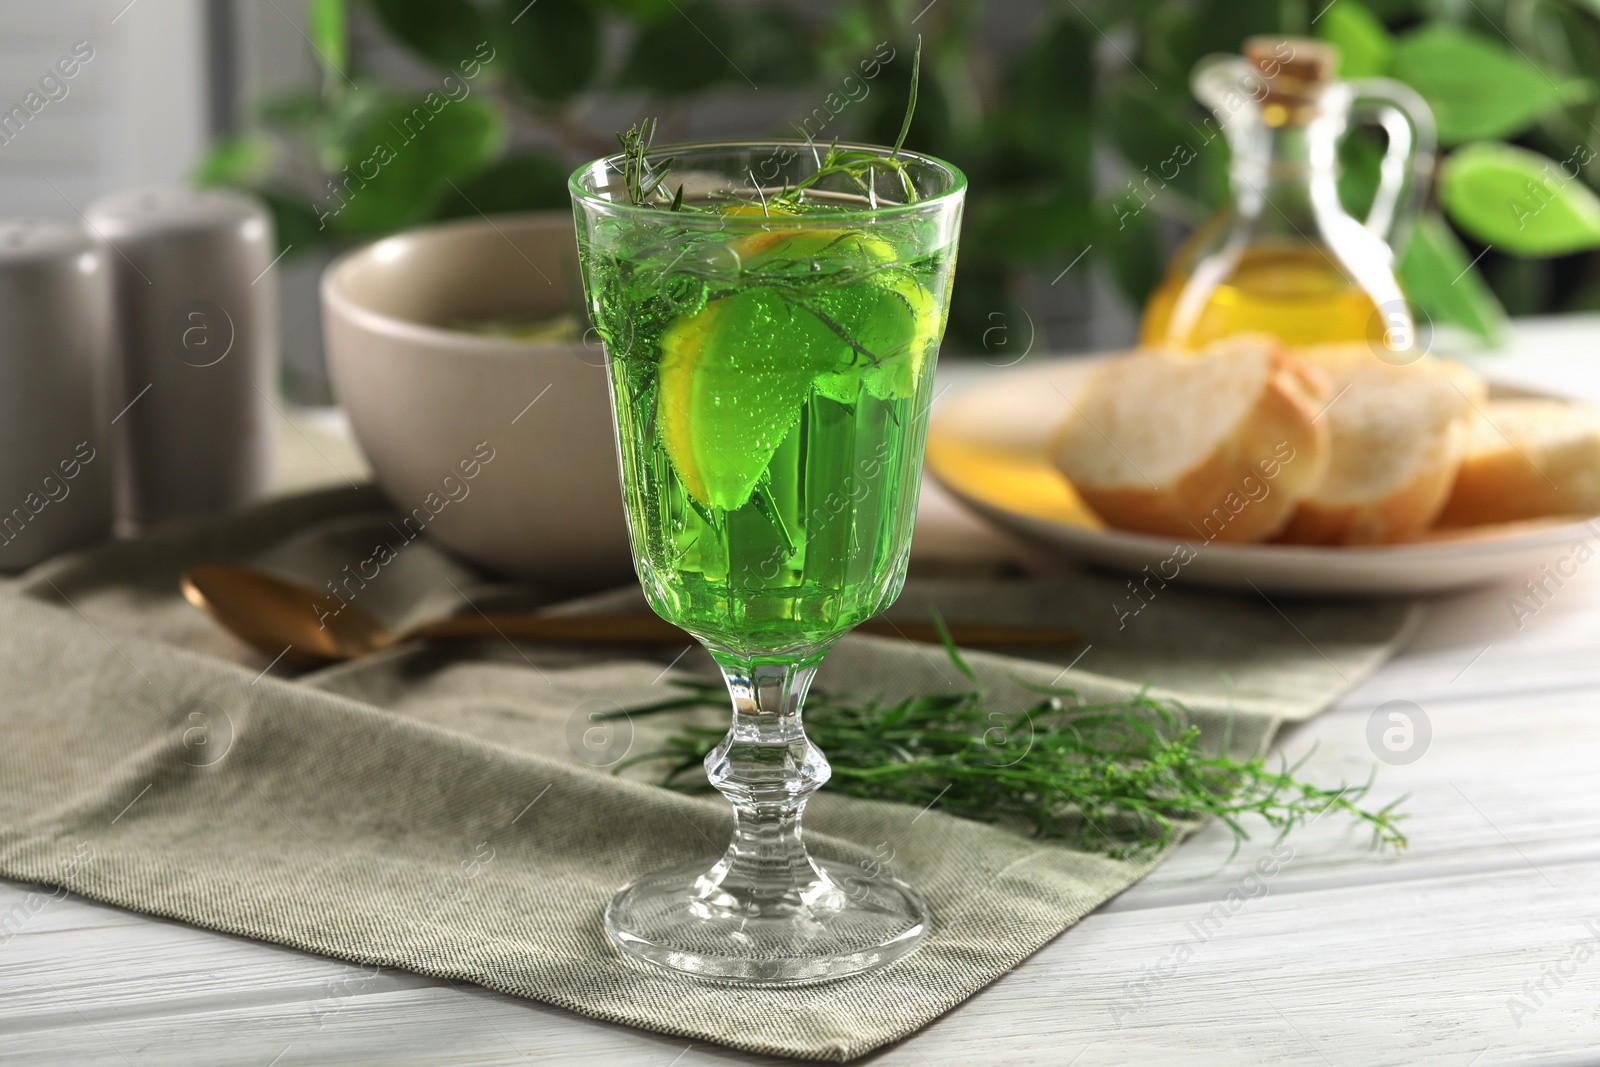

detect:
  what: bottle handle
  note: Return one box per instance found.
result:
[1341,78,1436,252]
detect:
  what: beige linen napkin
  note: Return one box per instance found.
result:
[0,487,1419,1061]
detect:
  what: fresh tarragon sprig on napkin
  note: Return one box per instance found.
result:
[613,626,1407,858]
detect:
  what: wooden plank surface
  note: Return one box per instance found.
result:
[5,319,1600,1065]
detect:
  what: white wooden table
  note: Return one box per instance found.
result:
[6,319,1600,1066]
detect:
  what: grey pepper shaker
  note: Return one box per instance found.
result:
[0,219,113,570]
[85,187,277,532]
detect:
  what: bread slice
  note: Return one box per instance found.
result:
[1292,342,1488,405]
[1435,399,1600,527]
[1276,359,1472,545]
[1050,336,1329,542]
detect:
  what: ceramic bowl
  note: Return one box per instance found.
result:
[321,212,633,588]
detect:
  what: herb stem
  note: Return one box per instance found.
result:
[891,36,921,160]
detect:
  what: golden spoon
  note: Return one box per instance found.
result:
[179,564,1080,668]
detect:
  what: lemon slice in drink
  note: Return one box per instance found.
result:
[657,288,829,511]
[656,228,938,511]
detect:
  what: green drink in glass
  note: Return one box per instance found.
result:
[571,138,965,984]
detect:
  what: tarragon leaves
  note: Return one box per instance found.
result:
[612,634,1409,857]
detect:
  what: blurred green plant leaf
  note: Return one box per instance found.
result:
[1563,0,1600,21]
[730,8,815,87]
[194,0,1600,333]
[192,136,274,187]
[592,0,675,24]
[1102,82,1218,220]
[1440,142,1600,255]
[617,1,735,94]
[1398,211,1506,343]
[323,95,505,233]
[1357,0,1419,17]
[1140,4,1202,90]
[1337,126,1384,221]
[432,151,571,218]
[1390,25,1590,143]
[253,189,326,258]
[500,0,600,103]
[365,0,490,73]
[1094,196,1165,310]
[818,4,877,63]
[313,83,397,172]
[306,0,348,92]
[258,90,322,129]
[1008,18,1094,204]
[1317,1,1393,79]
[1186,0,1283,70]
[1543,3,1600,82]
[1138,0,1287,118]
[965,189,1092,265]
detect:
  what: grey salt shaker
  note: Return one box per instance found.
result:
[85,187,277,532]
[0,219,113,570]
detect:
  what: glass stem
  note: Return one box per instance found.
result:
[703,652,835,911]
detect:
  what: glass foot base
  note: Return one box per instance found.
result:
[604,857,930,986]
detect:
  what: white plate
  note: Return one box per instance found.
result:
[927,355,1598,596]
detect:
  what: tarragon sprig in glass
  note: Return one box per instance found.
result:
[771,36,923,210]
[616,117,683,210]
[614,36,926,214]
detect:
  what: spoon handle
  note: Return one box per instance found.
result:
[400,614,1079,648]
[403,613,688,644]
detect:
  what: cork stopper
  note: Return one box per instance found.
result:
[1244,36,1337,103]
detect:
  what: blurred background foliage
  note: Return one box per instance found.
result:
[199,0,1600,352]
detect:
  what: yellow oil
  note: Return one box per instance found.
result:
[1139,244,1385,349]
